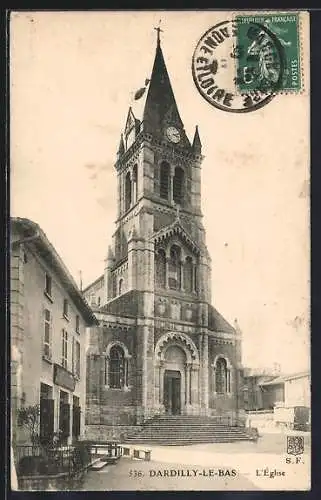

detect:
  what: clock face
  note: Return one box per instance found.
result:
[166,126,181,143]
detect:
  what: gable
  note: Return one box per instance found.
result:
[124,108,136,136]
[152,220,200,256]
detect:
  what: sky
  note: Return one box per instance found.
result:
[10,11,310,373]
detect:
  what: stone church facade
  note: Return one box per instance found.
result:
[84,34,243,439]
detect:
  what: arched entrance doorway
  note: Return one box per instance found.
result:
[163,346,186,415]
[154,332,200,415]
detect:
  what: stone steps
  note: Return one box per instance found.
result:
[124,415,252,445]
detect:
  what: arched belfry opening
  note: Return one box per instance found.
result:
[168,245,181,290]
[173,167,184,205]
[155,248,166,288]
[160,161,170,200]
[125,171,132,211]
[132,164,138,203]
[183,256,193,293]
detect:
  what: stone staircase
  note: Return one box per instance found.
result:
[124,415,253,445]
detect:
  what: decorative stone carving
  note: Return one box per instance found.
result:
[170,301,181,320]
[185,308,193,321]
[158,303,166,316]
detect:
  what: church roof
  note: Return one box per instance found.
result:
[99,290,144,318]
[140,39,191,147]
[192,126,202,153]
[208,305,236,334]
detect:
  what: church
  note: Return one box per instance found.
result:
[84,31,243,440]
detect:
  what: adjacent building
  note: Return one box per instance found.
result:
[11,217,98,446]
[83,34,243,441]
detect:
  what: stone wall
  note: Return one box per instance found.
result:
[85,424,142,441]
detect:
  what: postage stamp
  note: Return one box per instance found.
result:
[235,12,301,94]
[192,12,303,113]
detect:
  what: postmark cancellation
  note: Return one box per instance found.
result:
[192,11,307,113]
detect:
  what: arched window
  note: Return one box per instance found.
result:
[215,357,230,394]
[118,278,123,295]
[168,245,181,290]
[173,167,184,205]
[183,257,193,293]
[155,249,166,288]
[160,161,170,200]
[109,345,125,389]
[132,165,138,203]
[193,265,198,292]
[97,297,101,307]
[125,171,132,211]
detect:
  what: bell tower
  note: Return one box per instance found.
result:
[104,31,212,308]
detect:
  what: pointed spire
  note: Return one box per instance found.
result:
[192,125,202,154]
[117,134,125,157]
[142,33,183,137]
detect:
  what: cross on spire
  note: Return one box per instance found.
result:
[154,20,163,45]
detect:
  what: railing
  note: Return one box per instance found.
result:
[14,442,92,479]
[90,442,122,461]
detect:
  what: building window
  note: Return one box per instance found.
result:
[45,273,52,298]
[215,358,230,394]
[132,164,138,203]
[62,329,68,369]
[109,345,125,389]
[125,171,132,211]
[43,309,52,360]
[118,278,123,296]
[97,297,101,307]
[155,249,166,288]
[160,161,170,200]
[63,299,69,319]
[193,265,198,292]
[75,315,80,333]
[183,256,193,293]
[173,167,184,205]
[168,245,181,290]
[72,338,81,378]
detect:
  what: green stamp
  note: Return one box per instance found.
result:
[235,13,301,93]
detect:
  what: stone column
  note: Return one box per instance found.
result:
[198,334,203,406]
[165,258,169,289]
[104,356,109,387]
[190,366,199,406]
[185,362,191,405]
[159,362,165,404]
[203,334,209,412]
[170,164,175,204]
[180,261,184,291]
